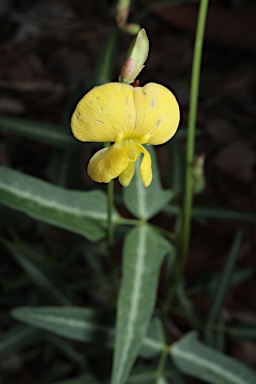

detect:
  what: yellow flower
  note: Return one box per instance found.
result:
[71,82,180,187]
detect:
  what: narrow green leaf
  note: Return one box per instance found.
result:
[11,307,114,346]
[206,231,243,326]
[165,204,256,222]
[0,166,119,241]
[39,362,72,384]
[171,332,256,384]
[214,316,225,352]
[191,268,253,297]
[46,150,72,187]
[0,117,76,148]
[0,325,40,356]
[227,324,256,341]
[192,206,256,222]
[11,306,164,356]
[90,28,118,86]
[5,243,69,305]
[111,225,171,384]
[46,334,83,363]
[124,147,174,220]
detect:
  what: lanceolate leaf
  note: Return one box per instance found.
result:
[171,332,256,384]
[90,27,118,86]
[11,307,114,347]
[165,204,256,222]
[227,324,256,341]
[11,306,164,357]
[0,325,41,357]
[6,245,70,305]
[123,147,174,220]
[111,225,171,384]
[0,117,76,148]
[206,231,243,326]
[0,166,119,241]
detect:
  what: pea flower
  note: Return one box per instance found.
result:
[71,82,180,187]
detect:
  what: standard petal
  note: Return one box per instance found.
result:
[88,142,129,183]
[136,144,152,187]
[132,83,180,145]
[71,83,136,143]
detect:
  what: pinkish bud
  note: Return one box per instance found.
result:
[119,57,136,83]
[119,28,149,84]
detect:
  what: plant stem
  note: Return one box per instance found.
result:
[180,0,209,270]
[162,0,209,314]
[155,345,169,381]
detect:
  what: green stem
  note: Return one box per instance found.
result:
[116,0,131,26]
[155,345,169,381]
[180,0,209,270]
[162,0,209,314]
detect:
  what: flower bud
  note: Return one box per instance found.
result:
[119,28,149,84]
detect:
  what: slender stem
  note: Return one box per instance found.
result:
[155,345,169,381]
[162,0,209,314]
[180,0,209,270]
[116,0,131,24]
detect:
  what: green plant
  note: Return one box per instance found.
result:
[0,1,256,384]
